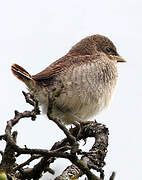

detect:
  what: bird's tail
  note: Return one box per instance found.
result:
[11,64,35,89]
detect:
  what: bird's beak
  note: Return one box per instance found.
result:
[109,55,126,62]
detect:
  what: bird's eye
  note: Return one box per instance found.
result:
[105,47,111,53]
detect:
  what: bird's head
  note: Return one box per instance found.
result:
[69,34,126,63]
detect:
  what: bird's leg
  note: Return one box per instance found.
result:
[72,120,97,145]
[72,121,88,145]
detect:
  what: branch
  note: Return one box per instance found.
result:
[0,131,17,174]
[14,155,41,171]
[55,122,109,180]
[15,157,55,179]
[0,151,3,156]
[0,91,40,177]
[109,172,116,180]
[0,90,115,180]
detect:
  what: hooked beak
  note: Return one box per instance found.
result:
[109,55,126,62]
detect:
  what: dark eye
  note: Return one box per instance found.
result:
[105,47,111,53]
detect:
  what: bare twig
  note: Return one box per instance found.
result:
[0,130,17,174]
[55,164,81,180]
[14,155,41,171]
[22,91,40,116]
[0,151,3,156]
[49,117,78,150]
[0,90,114,180]
[15,157,55,180]
[109,172,116,180]
[0,135,5,141]
[55,122,109,179]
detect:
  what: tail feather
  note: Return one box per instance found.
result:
[11,64,35,89]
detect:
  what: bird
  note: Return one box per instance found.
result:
[11,34,125,125]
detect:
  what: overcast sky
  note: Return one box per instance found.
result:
[0,0,142,179]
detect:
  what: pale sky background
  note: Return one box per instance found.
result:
[0,0,142,179]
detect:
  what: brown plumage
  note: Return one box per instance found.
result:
[11,34,125,124]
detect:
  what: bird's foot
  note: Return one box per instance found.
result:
[71,120,97,144]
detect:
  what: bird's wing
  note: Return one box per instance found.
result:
[32,54,101,84]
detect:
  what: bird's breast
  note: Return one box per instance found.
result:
[36,59,118,124]
[54,60,118,123]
